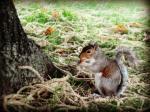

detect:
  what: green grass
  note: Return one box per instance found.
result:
[25,12,49,23]
[62,9,78,21]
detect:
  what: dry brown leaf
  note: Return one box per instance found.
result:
[129,22,143,27]
[51,10,60,20]
[113,24,128,34]
[44,27,55,35]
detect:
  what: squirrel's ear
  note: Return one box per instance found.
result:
[87,41,99,49]
[94,42,99,50]
[88,41,94,46]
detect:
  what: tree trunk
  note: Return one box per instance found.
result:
[0,0,64,101]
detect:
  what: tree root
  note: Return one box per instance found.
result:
[3,65,88,112]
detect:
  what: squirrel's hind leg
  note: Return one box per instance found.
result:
[95,73,105,97]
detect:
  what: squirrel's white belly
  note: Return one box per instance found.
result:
[95,73,120,95]
[100,77,118,90]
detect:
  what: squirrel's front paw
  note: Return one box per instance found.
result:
[92,93,105,98]
[116,94,126,98]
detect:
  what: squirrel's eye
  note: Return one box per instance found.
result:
[86,50,91,53]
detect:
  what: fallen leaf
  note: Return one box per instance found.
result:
[129,22,143,27]
[129,22,142,27]
[51,10,60,20]
[44,27,55,35]
[113,24,128,34]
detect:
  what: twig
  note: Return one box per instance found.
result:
[18,66,44,83]
[55,104,80,110]
[73,76,94,81]
[17,85,36,94]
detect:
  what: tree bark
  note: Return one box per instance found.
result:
[0,0,64,100]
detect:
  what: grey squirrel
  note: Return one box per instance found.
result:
[78,43,138,97]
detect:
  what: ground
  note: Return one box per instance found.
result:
[4,0,150,111]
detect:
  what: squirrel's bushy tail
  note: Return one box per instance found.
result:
[115,46,138,68]
[115,46,138,96]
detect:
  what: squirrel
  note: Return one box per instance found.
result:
[78,42,138,97]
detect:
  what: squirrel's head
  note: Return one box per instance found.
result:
[78,42,99,67]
